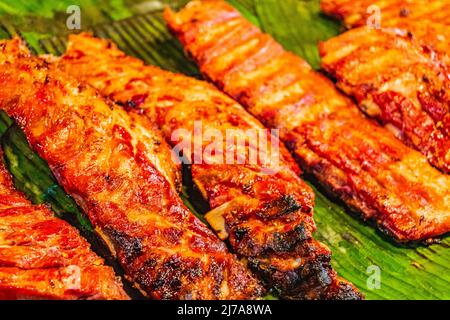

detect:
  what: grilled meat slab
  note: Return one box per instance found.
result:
[0,150,128,300]
[382,22,450,67]
[320,0,450,63]
[320,0,450,28]
[0,38,263,300]
[320,0,450,68]
[55,33,361,300]
[164,0,450,242]
[320,26,450,173]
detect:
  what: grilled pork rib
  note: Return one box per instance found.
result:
[0,38,263,300]
[0,149,128,300]
[320,0,450,65]
[320,26,450,173]
[55,33,361,300]
[320,0,450,29]
[164,0,450,242]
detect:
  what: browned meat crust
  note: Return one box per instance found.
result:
[0,38,263,300]
[54,33,361,300]
[320,0,450,28]
[320,26,450,173]
[0,149,128,300]
[164,0,450,242]
[320,0,450,63]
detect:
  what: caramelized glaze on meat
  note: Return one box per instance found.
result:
[320,26,450,173]
[320,0,450,28]
[320,0,450,68]
[55,33,361,300]
[0,150,128,300]
[164,0,450,242]
[0,38,263,300]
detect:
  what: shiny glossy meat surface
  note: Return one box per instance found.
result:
[320,26,450,173]
[320,0,450,62]
[0,150,128,300]
[56,33,361,299]
[0,38,262,300]
[164,0,450,242]
[320,0,450,28]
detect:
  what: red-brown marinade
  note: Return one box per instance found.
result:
[56,33,361,300]
[0,38,262,300]
[164,0,450,242]
[320,0,450,29]
[320,0,450,72]
[320,26,450,173]
[0,148,128,300]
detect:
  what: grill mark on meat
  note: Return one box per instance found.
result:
[320,26,450,173]
[0,37,263,300]
[164,0,450,244]
[0,149,128,300]
[56,32,362,300]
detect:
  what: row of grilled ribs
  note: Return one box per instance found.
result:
[0,144,128,299]
[320,0,450,173]
[164,0,449,243]
[0,38,263,300]
[55,33,360,300]
[0,0,448,300]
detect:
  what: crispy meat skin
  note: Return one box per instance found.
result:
[165,0,450,242]
[320,27,450,173]
[320,0,450,28]
[0,38,263,300]
[0,150,127,300]
[320,1,450,67]
[56,34,361,300]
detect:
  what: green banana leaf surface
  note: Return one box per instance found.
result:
[0,0,448,300]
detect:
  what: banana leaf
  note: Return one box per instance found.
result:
[0,0,449,300]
